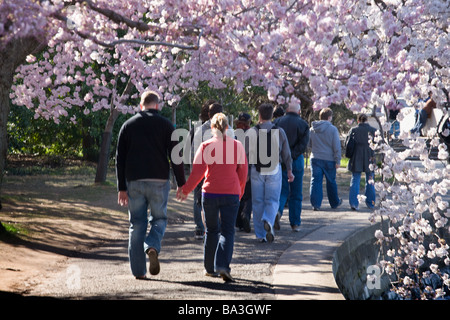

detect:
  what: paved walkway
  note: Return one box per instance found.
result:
[27,187,373,300]
[273,210,370,300]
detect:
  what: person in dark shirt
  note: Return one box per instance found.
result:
[234,112,253,233]
[116,91,186,279]
[274,103,309,231]
[345,114,377,210]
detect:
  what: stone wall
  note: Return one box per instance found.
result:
[332,222,390,300]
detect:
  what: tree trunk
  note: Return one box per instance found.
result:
[0,36,47,211]
[0,61,12,198]
[94,108,119,183]
[94,78,135,183]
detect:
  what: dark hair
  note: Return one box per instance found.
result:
[258,103,274,121]
[357,113,368,123]
[141,91,160,106]
[273,106,285,118]
[319,107,333,120]
[200,99,217,122]
[208,103,223,118]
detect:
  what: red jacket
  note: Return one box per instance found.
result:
[182,136,248,199]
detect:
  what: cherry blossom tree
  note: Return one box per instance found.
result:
[1,0,449,295]
[3,0,449,180]
[369,126,449,299]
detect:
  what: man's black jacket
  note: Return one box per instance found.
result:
[116,109,185,191]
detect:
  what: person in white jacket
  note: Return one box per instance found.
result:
[308,107,342,211]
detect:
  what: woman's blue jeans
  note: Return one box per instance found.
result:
[349,172,376,209]
[202,195,240,274]
[310,158,340,209]
[127,180,170,277]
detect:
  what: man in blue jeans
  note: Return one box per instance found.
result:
[274,103,309,231]
[116,91,186,279]
[247,103,294,243]
[308,107,342,210]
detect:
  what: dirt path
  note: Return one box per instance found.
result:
[0,169,128,294]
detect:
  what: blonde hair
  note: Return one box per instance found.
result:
[211,113,229,136]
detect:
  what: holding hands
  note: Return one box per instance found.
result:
[176,187,188,201]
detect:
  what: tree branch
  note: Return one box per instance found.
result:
[78,0,160,33]
[52,11,202,50]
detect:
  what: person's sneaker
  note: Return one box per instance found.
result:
[205,271,220,278]
[146,248,160,275]
[332,198,343,209]
[219,270,235,282]
[263,220,274,243]
[351,206,359,211]
[291,225,300,232]
[194,229,204,240]
[366,200,375,210]
[274,212,281,231]
[313,207,320,211]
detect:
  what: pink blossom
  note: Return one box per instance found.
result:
[267,85,279,101]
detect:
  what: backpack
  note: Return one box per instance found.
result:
[254,124,278,172]
[345,131,356,159]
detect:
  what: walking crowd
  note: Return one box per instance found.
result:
[115,91,378,282]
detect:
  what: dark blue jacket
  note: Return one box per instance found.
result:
[274,112,310,160]
[345,122,377,173]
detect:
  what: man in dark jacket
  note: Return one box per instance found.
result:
[274,103,309,231]
[345,113,377,210]
[116,91,186,279]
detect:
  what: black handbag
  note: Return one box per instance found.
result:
[345,131,356,158]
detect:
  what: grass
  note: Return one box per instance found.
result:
[5,162,97,177]
[0,221,30,241]
[2,222,28,235]
[340,157,349,168]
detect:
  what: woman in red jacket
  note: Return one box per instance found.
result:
[177,112,248,282]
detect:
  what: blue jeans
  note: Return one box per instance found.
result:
[349,172,376,209]
[310,158,340,209]
[390,120,400,138]
[202,195,240,273]
[411,109,427,134]
[278,155,304,226]
[127,180,170,277]
[251,165,282,240]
